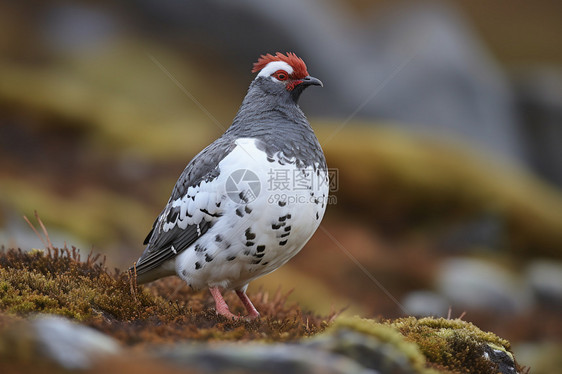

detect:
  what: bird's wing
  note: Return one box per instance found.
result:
[133,136,236,275]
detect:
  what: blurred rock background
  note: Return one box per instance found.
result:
[0,0,561,371]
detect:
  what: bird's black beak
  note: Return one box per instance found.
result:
[290,75,323,103]
[302,75,323,87]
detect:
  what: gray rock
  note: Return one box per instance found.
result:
[41,4,120,53]
[0,206,87,251]
[483,344,518,374]
[361,2,525,163]
[153,343,377,374]
[514,67,562,186]
[32,315,121,369]
[525,259,562,307]
[436,257,532,313]
[401,290,449,317]
[132,0,526,164]
[305,327,420,374]
[437,213,506,253]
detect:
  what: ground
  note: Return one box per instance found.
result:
[0,247,527,373]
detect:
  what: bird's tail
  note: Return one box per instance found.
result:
[128,262,175,285]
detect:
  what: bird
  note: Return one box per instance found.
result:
[131,52,328,319]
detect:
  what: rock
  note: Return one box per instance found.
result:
[436,257,532,313]
[40,4,120,53]
[390,316,519,374]
[361,2,524,163]
[30,315,121,369]
[437,213,506,253]
[0,315,121,370]
[150,316,524,373]
[525,259,562,307]
[153,316,429,374]
[153,343,376,374]
[0,207,86,252]
[0,311,522,374]
[401,290,449,317]
[132,0,525,164]
[514,67,562,186]
[305,320,425,374]
[31,315,121,369]
[483,344,518,374]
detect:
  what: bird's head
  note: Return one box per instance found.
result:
[252,52,322,103]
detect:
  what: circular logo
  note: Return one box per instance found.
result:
[225,169,261,204]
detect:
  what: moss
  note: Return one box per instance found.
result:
[317,316,522,373]
[0,247,173,322]
[0,247,334,345]
[389,317,519,373]
[0,247,524,373]
[0,47,224,160]
[332,317,430,371]
[313,124,562,257]
[324,316,436,374]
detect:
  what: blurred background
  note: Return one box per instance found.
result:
[0,0,561,370]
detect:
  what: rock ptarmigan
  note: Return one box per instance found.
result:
[131,52,328,319]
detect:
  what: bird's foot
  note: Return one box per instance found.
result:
[209,286,260,320]
[236,290,260,319]
[216,306,239,320]
[210,286,237,319]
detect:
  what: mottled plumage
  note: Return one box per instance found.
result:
[131,52,327,319]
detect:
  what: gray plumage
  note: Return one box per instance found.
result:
[134,75,325,279]
[131,53,326,319]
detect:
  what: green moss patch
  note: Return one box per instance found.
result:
[390,316,519,373]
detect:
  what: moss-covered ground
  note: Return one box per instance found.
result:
[0,247,332,344]
[0,247,527,373]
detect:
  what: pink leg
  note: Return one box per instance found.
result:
[209,286,237,319]
[236,290,260,319]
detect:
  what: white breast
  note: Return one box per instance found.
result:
[175,138,328,291]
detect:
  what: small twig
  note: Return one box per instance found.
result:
[23,215,47,248]
[35,211,54,250]
[327,304,347,324]
[133,262,138,291]
[23,211,54,250]
[447,306,467,320]
[129,262,138,302]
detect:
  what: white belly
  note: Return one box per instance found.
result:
[175,138,328,291]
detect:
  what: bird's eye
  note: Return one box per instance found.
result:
[272,70,289,81]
